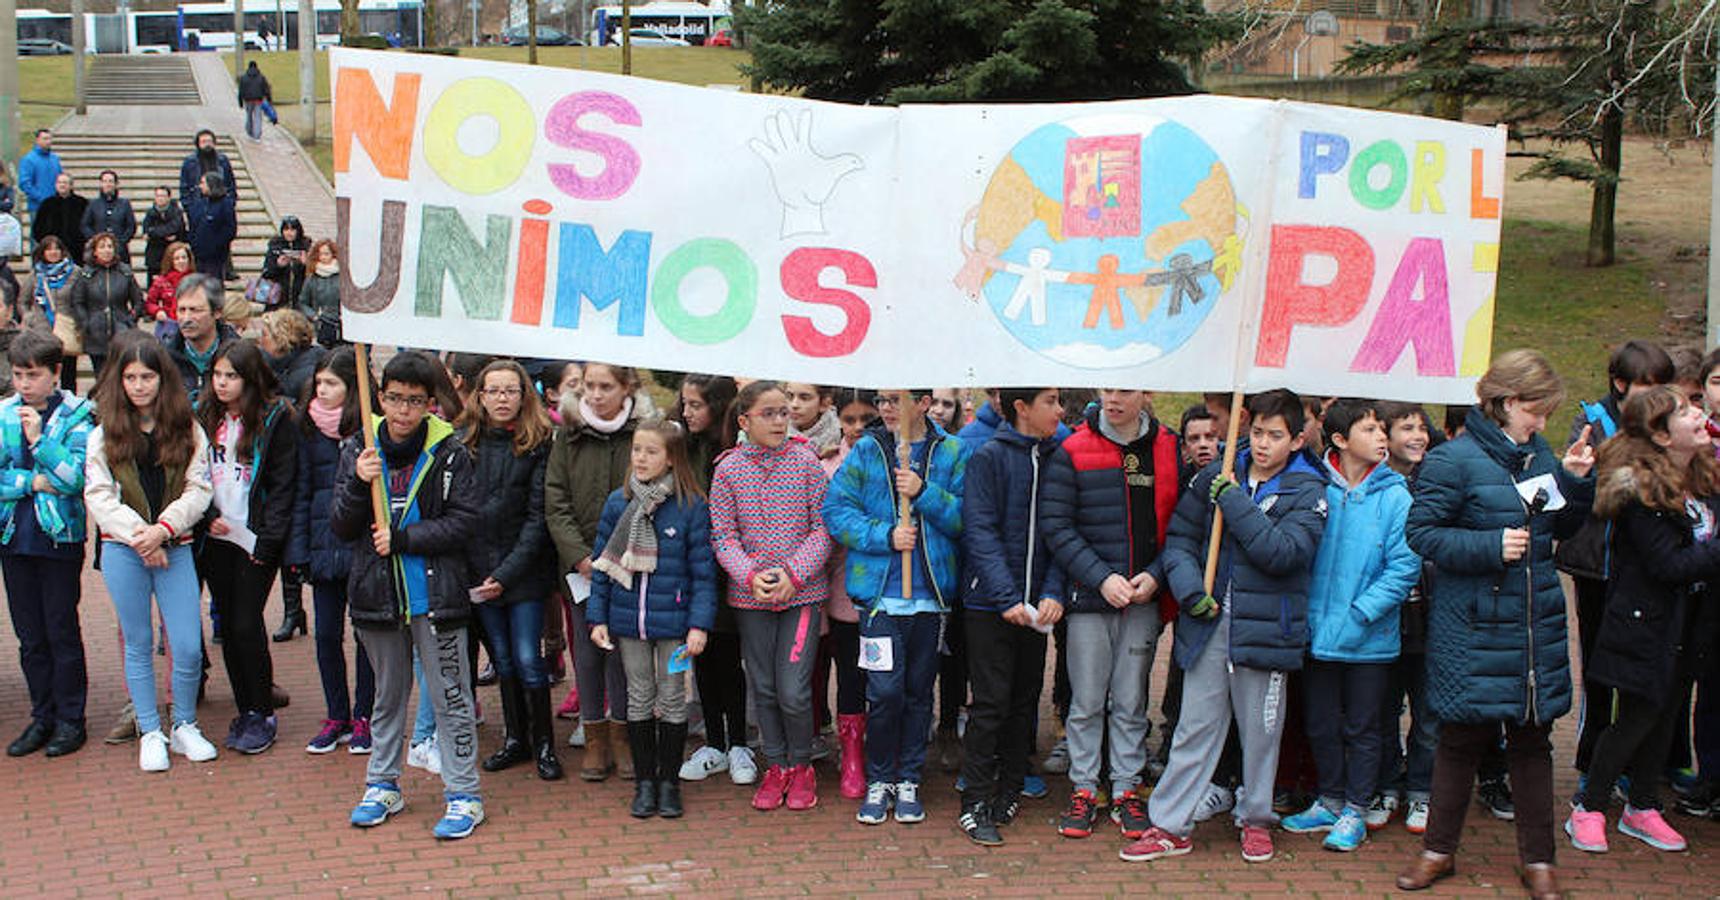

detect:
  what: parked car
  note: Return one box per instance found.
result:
[708,28,734,47]
[502,24,580,45]
[18,39,73,55]
[627,28,690,46]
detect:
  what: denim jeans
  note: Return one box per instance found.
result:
[413,653,436,743]
[312,579,374,722]
[475,598,548,688]
[862,611,941,785]
[101,542,203,734]
[1379,650,1438,801]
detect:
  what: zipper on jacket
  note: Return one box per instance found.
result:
[1024,449,1040,610]
[637,572,650,640]
[1525,552,1537,724]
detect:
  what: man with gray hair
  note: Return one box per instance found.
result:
[160,273,237,403]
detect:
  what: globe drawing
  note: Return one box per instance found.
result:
[961,114,1241,370]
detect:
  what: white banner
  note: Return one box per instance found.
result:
[331,48,1506,402]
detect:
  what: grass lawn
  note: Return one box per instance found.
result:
[241,45,749,180]
[14,57,77,158]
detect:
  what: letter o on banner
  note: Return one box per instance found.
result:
[1347,140,1409,211]
[422,77,536,195]
[651,239,757,345]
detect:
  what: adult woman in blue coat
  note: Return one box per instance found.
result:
[184,173,236,281]
[1396,350,1596,900]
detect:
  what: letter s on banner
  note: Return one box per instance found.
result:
[780,248,875,358]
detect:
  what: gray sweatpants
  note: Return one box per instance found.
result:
[1148,607,1287,835]
[1065,603,1163,796]
[619,637,688,724]
[358,618,480,796]
[736,605,821,767]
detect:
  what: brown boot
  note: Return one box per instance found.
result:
[609,720,634,779]
[1520,865,1561,900]
[1396,852,1456,891]
[579,720,614,781]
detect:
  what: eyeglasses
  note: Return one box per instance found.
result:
[381,393,430,409]
[480,387,523,399]
[873,396,900,408]
[748,407,792,421]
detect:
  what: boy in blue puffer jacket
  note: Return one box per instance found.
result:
[824,388,968,827]
[1279,399,1419,851]
[1122,389,1328,866]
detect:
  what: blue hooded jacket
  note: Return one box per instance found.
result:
[1305,452,1420,663]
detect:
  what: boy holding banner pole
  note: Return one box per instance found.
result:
[1122,390,1327,865]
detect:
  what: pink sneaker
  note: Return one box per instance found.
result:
[1119,826,1193,862]
[752,765,790,811]
[1564,808,1608,853]
[1619,806,1687,852]
[1240,825,1274,863]
[556,686,580,720]
[785,764,819,810]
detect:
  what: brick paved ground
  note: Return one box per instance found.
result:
[0,563,1716,897]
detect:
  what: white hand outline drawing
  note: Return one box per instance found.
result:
[749,109,863,238]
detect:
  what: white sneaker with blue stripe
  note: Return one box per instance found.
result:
[350,782,404,827]
[433,793,485,839]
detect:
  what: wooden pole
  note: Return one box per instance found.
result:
[354,343,390,538]
[894,390,913,598]
[1202,390,1245,595]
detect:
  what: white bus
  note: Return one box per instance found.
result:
[16,1,423,54]
[588,1,729,46]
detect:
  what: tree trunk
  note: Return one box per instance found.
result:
[527,0,538,64]
[1587,103,1622,267]
[1426,0,1467,121]
[341,0,360,42]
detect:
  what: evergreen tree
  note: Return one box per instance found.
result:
[735,0,1241,104]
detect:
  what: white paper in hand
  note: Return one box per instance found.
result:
[1023,602,1055,635]
[565,571,592,605]
[1515,472,1566,512]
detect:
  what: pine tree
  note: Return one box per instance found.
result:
[735,0,1242,104]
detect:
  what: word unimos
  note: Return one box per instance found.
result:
[1258,131,1502,378]
[332,68,875,359]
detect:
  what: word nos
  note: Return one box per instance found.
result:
[332,67,873,357]
[1257,130,1502,377]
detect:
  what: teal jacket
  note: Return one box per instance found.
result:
[823,419,968,611]
[1306,452,1420,663]
[0,391,95,547]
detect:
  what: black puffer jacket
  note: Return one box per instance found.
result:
[262,233,309,304]
[287,426,351,582]
[269,343,325,405]
[67,258,142,357]
[330,415,480,629]
[466,427,555,605]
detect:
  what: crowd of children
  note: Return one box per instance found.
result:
[5,305,1720,896]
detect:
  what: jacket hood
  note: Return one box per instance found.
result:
[1236,447,1323,492]
[1594,465,1640,520]
[991,419,1055,450]
[555,389,656,435]
[1465,406,1548,473]
[1081,404,1155,447]
[973,402,1001,431]
[1323,449,1405,496]
[370,413,456,453]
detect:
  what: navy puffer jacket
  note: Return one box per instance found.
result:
[466,427,555,605]
[589,490,718,639]
[961,421,1066,614]
[1161,449,1327,671]
[1410,407,1593,726]
[288,428,352,582]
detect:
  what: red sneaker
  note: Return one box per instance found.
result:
[1119,826,1193,862]
[753,765,790,811]
[1240,825,1274,863]
[785,764,819,810]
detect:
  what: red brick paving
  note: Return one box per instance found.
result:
[1,564,1718,896]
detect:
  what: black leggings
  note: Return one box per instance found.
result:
[831,619,864,716]
[1579,688,1681,815]
[938,605,967,731]
[200,540,277,715]
[694,630,748,752]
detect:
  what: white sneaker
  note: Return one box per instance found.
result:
[1192,783,1235,823]
[170,721,218,762]
[728,745,759,785]
[1365,793,1399,829]
[679,745,729,781]
[407,740,431,771]
[567,721,586,748]
[408,735,443,774]
[1405,799,1430,834]
[1041,737,1071,775]
[139,729,170,772]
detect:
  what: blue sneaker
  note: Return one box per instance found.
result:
[1322,808,1367,851]
[1281,799,1341,834]
[432,793,485,839]
[350,782,404,827]
[234,713,278,755]
[1022,774,1049,800]
[856,782,893,825]
[894,782,925,823]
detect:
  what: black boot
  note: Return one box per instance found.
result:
[43,720,86,757]
[628,720,659,818]
[271,566,307,642]
[482,677,532,772]
[657,720,687,818]
[527,685,564,781]
[6,719,50,757]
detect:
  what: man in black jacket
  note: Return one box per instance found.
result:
[79,170,137,265]
[331,351,486,840]
[29,173,86,265]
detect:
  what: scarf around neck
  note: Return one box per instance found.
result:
[579,395,632,435]
[792,407,843,457]
[33,258,73,316]
[592,472,675,588]
[315,260,339,277]
[308,397,344,440]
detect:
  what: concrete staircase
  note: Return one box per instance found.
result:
[11,134,277,284]
[84,55,204,106]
